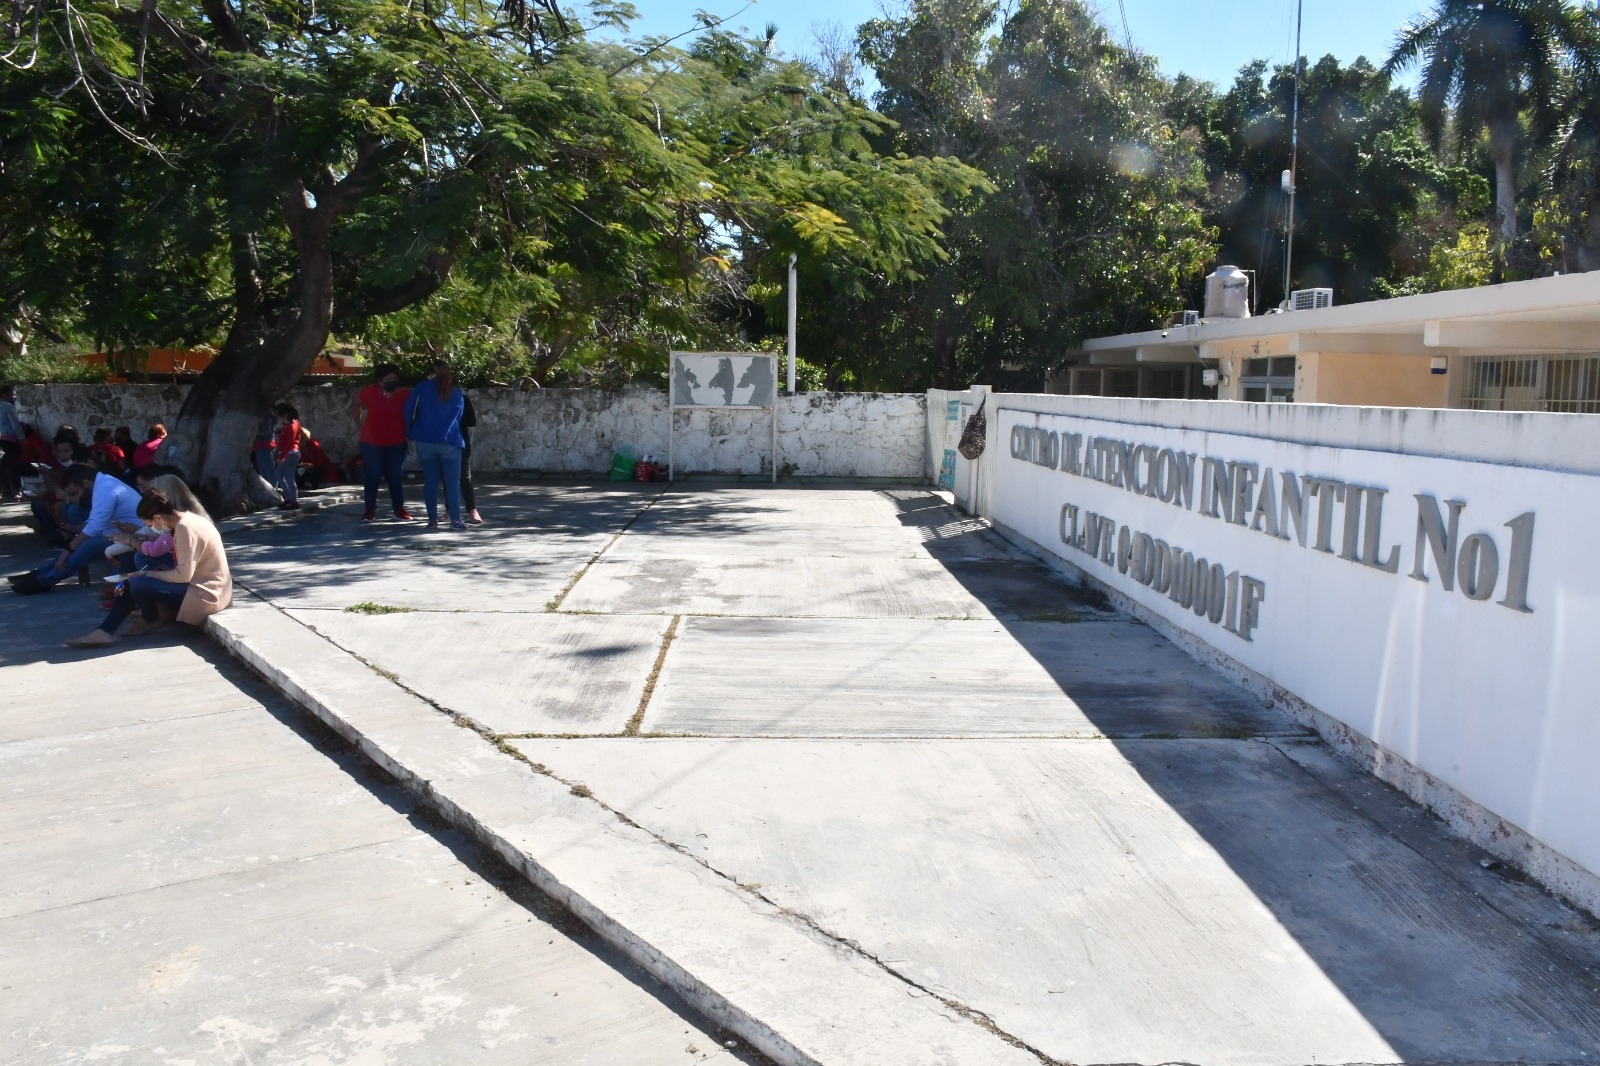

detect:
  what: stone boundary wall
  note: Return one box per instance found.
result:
[14,384,926,479]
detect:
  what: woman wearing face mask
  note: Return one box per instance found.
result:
[404,360,468,531]
[351,362,413,522]
[65,489,233,648]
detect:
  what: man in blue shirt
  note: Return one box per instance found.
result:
[9,464,143,593]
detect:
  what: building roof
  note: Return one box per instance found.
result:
[1079,271,1600,366]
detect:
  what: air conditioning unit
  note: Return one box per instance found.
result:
[1290,288,1333,311]
[1181,310,1200,326]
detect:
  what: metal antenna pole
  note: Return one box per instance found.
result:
[786,253,797,393]
[1283,0,1303,310]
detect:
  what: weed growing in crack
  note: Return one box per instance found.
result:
[345,602,416,615]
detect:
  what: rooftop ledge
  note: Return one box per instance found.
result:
[1080,271,1600,364]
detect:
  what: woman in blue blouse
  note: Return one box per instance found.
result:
[405,360,468,530]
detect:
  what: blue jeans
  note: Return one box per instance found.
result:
[98,575,188,633]
[37,535,113,587]
[360,442,408,514]
[413,441,462,524]
[275,450,300,506]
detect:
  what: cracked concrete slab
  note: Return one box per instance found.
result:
[559,554,1094,619]
[643,616,1294,738]
[607,487,1009,560]
[207,599,1045,1066]
[224,483,649,612]
[289,607,670,734]
[0,543,751,1066]
[512,736,1600,1066]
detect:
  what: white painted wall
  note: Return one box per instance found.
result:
[947,392,1600,909]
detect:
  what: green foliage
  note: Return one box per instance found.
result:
[5,0,1600,407]
[834,0,1214,387]
[0,348,110,385]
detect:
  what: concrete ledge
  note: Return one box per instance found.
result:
[989,516,1600,921]
[206,598,1039,1066]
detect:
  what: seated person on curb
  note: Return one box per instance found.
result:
[30,441,92,549]
[97,471,201,609]
[66,490,233,648]
[10,463,143,594]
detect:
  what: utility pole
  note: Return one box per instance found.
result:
[1282,0,1303,310]
[786,253,797,393]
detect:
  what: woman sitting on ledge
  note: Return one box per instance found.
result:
[66,490,232,649]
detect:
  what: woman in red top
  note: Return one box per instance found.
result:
[350,362,412,522]
[272,402,301,510]
[90,428,125,474]
[132,423,166,469]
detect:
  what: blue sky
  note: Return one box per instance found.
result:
[608,0,1430,89]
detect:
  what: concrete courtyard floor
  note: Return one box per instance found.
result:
[9,482,1600,1064]
[0,503,762,1065]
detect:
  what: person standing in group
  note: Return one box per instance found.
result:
[272,402,301,511]
[459,391,483,525]
[405,360,467,531]
[0,383,23,501]
[351,363,412,522]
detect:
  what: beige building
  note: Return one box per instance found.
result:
[1063,271,1600,412]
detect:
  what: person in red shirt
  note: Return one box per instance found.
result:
[19,424,53,468]
[272,402,301,510]
[297,425,340,489]
[90,428,126,474]
[132,423,166,469]
[350,362,412,522]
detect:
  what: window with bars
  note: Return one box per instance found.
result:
[1241,356,1295,403]
[1462,355,1600,413]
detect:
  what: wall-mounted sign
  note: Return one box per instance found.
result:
[671,353,777,409]
[668,352,779,482]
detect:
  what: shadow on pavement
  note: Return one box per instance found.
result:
[914,486,1600,1061]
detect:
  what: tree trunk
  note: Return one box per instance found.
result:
[164,189,338,516]
[1489,120,1519,243]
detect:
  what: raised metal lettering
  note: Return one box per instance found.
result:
[1278,471,1309,546]
[1238,578,1267,642]
[1191,557,1210,617]
[1457,533,1499,601]
[1250,468,1280,537]
[1308,477,1343,554]
[1410,494,1465,590]
[1150,539,1172,593]
[1498,512,1535,613]
[1207,563,1227,624]
[1360,489,1401,572]
[1059,504,1079,548]
[1339,485,1365,561]
[1229,463,1258,527]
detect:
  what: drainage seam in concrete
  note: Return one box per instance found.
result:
[625,615,681,736]
[512,753,1069,1066]
[218,595,1052,1065]
[545,486,670,612]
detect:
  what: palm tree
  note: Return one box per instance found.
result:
[1551,12,1600,267]
[1386,0,1591,243]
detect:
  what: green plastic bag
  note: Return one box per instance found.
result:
[609,445,639,481]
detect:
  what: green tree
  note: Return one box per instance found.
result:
[0,1,974,511]
[849,0,1214,387]
[1174,56,1483,304]
[1386,0,1592,243]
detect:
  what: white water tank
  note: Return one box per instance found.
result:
[1204,265,1251,319]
